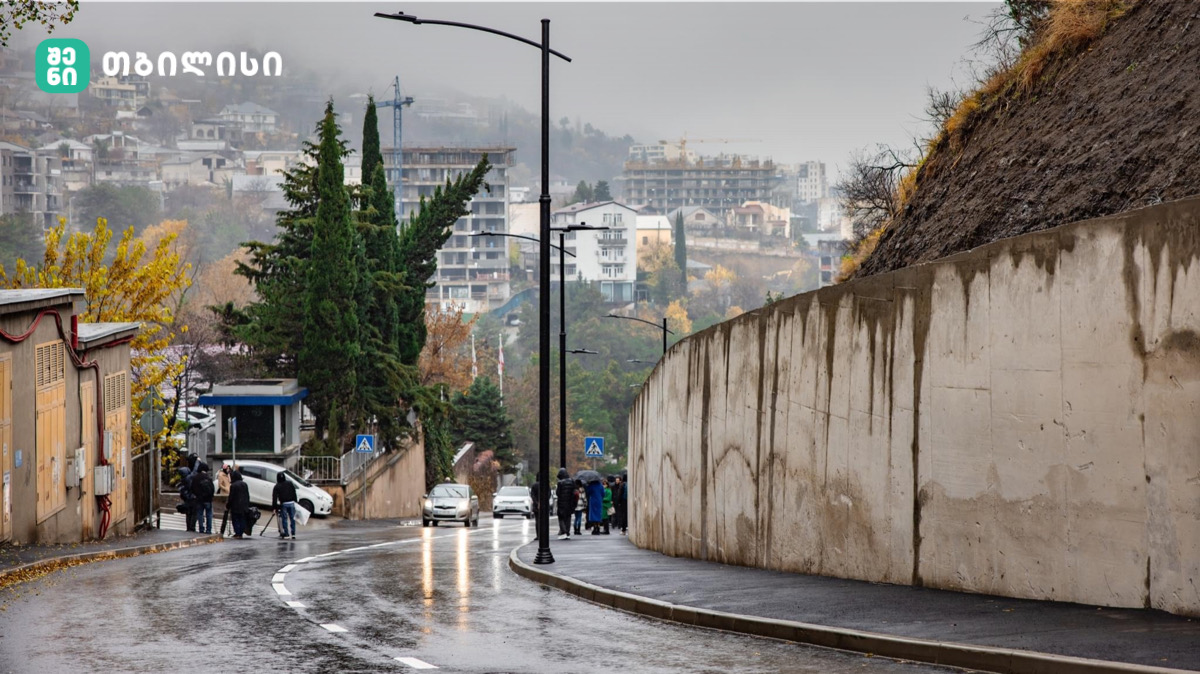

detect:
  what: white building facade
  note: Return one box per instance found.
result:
[797,161,828,203]
[552,201,638,303]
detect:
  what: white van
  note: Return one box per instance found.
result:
[221,459,334,516]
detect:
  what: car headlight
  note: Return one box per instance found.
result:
[424,499,432,509]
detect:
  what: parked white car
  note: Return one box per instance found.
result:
[221,459,334,516]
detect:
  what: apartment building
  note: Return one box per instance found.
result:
[385,146,515,314]
[796,161,828,203]
[0,141,61,229]
[552,201,639,303]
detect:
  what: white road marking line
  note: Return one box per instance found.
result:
[271,573,287,583]
[321,623,348,633]
[273,583,292,596]
[278,564,297,572]
[317,551,340,557]
[395,657,438,669]
[294,557,315,563]
[285,601,306,608]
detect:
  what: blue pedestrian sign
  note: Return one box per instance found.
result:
[355,434,376,454]
[584,436,604,458]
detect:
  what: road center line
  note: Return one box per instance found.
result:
[395,656,438,669]
[320,624,348,633]
[285,601,306,608]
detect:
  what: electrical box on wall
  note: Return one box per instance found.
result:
[66,447,84,488]
[93,465,113,496]
[102,431,113,462]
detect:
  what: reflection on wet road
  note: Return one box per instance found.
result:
[0,517,959,673]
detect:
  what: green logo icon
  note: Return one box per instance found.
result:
[36,39,90,93]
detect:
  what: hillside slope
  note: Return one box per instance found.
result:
[857,0,1200,277]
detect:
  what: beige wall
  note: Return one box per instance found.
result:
[630,196,1200,616]
[341,439,425,520]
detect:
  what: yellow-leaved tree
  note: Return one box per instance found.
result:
[0,218,192,411]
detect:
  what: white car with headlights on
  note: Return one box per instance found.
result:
[422,483,479,527]
[491,485,533,519]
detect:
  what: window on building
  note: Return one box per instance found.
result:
[642,236,648,245]
[35,340,67,522]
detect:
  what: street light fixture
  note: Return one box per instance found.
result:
[549,222,607,472]
[377,9,571,566]
[605,313,675,355]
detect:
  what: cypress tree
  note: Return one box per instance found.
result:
[361,95,383,207]
[674,210,688,296]
[300,101,362,448]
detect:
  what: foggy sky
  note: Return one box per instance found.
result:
[35,2,999,178]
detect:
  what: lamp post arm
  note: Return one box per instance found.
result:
[475,231,575,257]
[374,12,572,61]
[605,314,676,334]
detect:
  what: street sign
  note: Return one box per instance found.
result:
[138,410,166,435]
[355,434,376,454]
[584,436,604,458]
[138,389,164,412]
[228,417,237,440]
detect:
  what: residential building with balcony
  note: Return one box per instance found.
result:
[385,146,515,314]
[0,141,60,229]
[552,201,638,303]
[89,75,150,110]
[218,102,279,134]
[797,160,828,203]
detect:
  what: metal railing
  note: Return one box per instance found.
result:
[340,448,380,484]
[295,455,340,484]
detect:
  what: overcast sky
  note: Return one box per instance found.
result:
[41,2,999,177]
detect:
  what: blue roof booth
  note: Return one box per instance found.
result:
[198,379,308,455]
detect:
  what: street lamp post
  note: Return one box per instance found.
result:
[550,223,606,471]
[606,313,675,355]
[376,10,570,565]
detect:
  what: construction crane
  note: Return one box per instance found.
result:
[657,135,762,163]
[378,76,414,227]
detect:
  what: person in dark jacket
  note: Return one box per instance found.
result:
[554,468,577,540]
[530,480,541,540]
[177,458,196,532]
[192,466,215,534]
[227,470,251,538]
[272,472,299,540]
[613,475,628,534]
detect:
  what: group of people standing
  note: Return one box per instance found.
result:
[546,469,628,540]
[177,457,300,540]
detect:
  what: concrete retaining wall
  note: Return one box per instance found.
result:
[341,440,425,520]
[629,197,1200,616]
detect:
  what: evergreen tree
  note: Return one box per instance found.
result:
[593,180,612,202]
[360,95,383,199]
[450,376,517,471]
[569,180,593,205]
[234,123,330,375]
[674,210,688,296]
[300,101,362,447]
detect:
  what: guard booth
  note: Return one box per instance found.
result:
[198,379,307,458]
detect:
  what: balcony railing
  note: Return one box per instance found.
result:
[597,237,627,247]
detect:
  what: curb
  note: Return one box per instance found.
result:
[0,534,221,587]
[508,543,1191,674]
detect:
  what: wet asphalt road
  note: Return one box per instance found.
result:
[0,517,961,674]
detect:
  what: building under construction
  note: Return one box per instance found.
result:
[620,148,784,215]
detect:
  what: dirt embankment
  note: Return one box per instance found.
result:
[858,0,1200,277]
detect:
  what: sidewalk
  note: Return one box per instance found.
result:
[513,534,1200,674]
[0,528,217,586]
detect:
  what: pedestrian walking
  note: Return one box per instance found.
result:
[555,468,577,540]
[272,472,298,540]
[601,478,614,535]
[227,470,251,539]
[573,480,586,536]
[193,465,215,534]
[530,480,541,540]
[586,479,605,535]
[613,475,628,534]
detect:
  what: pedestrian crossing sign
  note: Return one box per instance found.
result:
[355,434,376,454]
[584,436,604,458]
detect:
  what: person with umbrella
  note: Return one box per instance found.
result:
[554,468,577,540]
[576,470,605,535]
